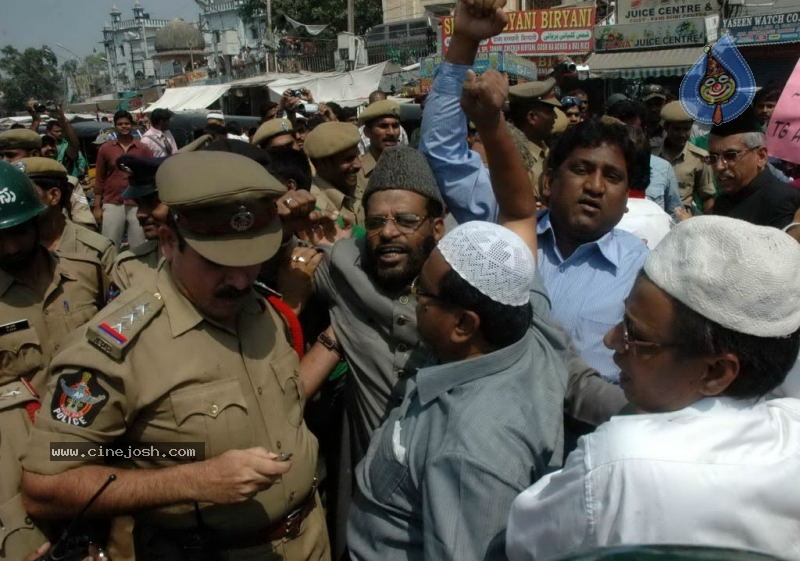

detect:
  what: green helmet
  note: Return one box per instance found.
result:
[0,160,47,230]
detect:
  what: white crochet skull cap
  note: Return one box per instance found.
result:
[644,215,800,337]
[437,221,534,306]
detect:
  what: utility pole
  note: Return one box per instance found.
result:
[348,0,354,33]
[261,0,275,72]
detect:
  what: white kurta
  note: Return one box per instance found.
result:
[506,397,800,561]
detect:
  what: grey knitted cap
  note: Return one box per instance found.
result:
[362,145,444,208]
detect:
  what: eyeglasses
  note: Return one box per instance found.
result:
[620,316,679,355]
[702,147,758,166]
[365,213,429,235]
[561,96,582,108]
[411,276,453,305]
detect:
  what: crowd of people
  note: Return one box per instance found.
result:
[0,1,799,560]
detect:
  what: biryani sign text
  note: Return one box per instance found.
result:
[441,7,596,55]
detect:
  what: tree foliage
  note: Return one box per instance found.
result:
[0,46,62,112]
[239,0,382,38]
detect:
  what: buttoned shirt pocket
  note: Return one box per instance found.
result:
[0,326,43,381]
[366,419,411,504]
[63,302,99,331]
[170,379,250,457]
[0,493,44,556]
[270,350,305,427]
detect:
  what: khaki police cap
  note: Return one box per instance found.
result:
[661,101,692,123]
[509,78,561,107]
[0,129,42,151]
[156,151,287,267]
[18,157,67,180]
[303,122,360,160]
[252,118,294,146]
[359,100,401,126]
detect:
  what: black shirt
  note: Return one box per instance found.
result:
[713,169,800,229]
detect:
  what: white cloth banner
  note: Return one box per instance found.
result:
[145,84,231,112]
[267,62,387,105]
[284,15,329,36]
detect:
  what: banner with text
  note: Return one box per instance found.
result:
[441,7,596,56]
[595,18,706,51]
[765,58,800,165]
[724,9,800,45]
[615,0,715,25]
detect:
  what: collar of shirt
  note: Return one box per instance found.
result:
[537,210,621,270]
[0,250,76,298]
[313,175,355,211]
[155,261,261,337]
[415,329,532,406]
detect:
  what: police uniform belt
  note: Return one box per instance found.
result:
[145,484,318,549]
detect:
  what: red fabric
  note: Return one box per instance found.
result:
[25,401,41,424]
[94,139,153,205]
[628,190,646,199]
[267,296,305,358]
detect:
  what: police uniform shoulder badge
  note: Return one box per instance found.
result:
[87,290,164,360]
[51,370,107,427]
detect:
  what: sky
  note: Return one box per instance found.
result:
[0,0,201,62]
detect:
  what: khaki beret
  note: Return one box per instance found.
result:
[252,118,294,146]
[359,100,400,125]
[661,101,692,123]
[156,151,287,267]
[303,122,360,160]
[551,107,569,134]
[0,129,42,150]
[509,78,561,107]
[17,157,67,179]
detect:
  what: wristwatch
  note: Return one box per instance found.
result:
[317,331,343,357]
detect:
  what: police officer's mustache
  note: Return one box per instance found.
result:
[214,285,250,300]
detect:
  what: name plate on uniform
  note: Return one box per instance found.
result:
[0,319,30,335]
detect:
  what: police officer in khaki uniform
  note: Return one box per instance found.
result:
[110,155,167,292]
[18,158,116,281]
[21,151,330,561]
[304,121,364,227]
[0,161,104,560]
[356,100,401,191]
[252,118,298,150]
[507,78,562,204]
[1,129,98,229]
[656,101,717,213]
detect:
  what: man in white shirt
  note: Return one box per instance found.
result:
[507,216,800,561]
[140,108,178,157]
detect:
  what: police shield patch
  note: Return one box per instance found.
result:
[51,371,108,427]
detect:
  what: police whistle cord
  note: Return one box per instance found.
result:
[37,473,116,561]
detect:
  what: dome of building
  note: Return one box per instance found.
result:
[155,19,205,54]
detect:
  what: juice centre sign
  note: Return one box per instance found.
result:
[441,7,596,56]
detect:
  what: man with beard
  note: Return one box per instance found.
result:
[110,155,168,291]
[347,63,568,561]
[709,107,800,229]
[304,122,365,227]
[357,100,401,187]
[21,152,331,561]
[0,160,104,560]
[420,0,649,382]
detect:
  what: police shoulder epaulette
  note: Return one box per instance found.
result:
[686,142,709,158]
[75,226,115,254]
[57,249,103,269]
[124,239,158,260]
[86,289,163,360]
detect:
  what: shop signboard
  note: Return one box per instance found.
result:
[615,0,716,25]
[724,9,800,45]
[441,6,595,56]
[595,18,706,51]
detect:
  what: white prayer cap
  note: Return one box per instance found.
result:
[644,215,800,337]
[437,221,534,307]
[207,111,225,121]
